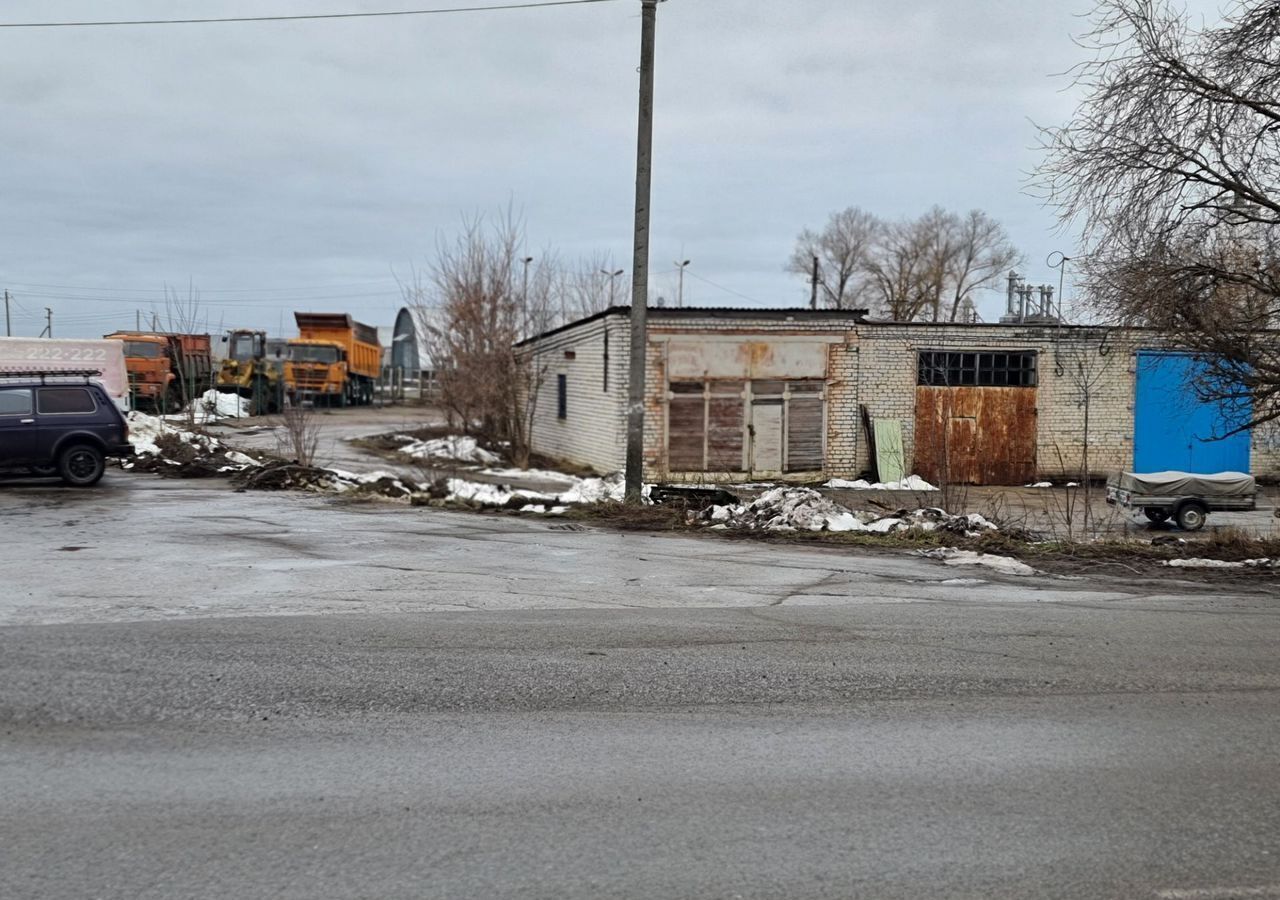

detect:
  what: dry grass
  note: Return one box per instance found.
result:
[559,502,694,531]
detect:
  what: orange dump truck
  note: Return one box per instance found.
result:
[285,313,381,406]
[104,331,213,412]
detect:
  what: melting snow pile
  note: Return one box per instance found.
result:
[424,472,626,511]
[1166,557,1278,570]
[823,475,938,491]
[557,473,626,504]
[398,435,501,465]
[917,548,1040,577]
[124,412,262,477]
[703,487,995,536]
[175,389,251,423]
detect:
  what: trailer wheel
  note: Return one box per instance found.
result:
[1175,501,1208,532]
[1143,508,1170,524]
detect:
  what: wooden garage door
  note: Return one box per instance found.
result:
[667,380,746,472]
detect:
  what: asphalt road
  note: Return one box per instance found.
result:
[3,474,1280,899]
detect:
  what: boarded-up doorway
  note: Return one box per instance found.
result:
[914,350,1038,486]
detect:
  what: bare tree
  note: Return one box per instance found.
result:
[404,209,555,467]
[562,251,623,322]
[161,281,209,428]
[791,206,1019,320]
[276,399,322,467]
[787,207,880,309]
[1053,329,1122,536]
[863,215,934,320]
[944,210,1021,322]
[1038,0,1280,424]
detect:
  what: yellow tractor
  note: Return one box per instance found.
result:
[215,329,285,415]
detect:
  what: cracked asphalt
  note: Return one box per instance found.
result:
[2,473,1279,899]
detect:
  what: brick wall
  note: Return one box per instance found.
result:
[524,312,1280,483]
[853,324,1142,480]
[646,314,863,481]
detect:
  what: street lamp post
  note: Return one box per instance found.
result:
[675,259,690,308]
[602,268,624,307]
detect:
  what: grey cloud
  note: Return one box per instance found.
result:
[0,0,1229,336]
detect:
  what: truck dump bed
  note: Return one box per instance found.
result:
[293,313,381,380]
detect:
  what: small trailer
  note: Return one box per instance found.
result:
[1106,471,1257,531]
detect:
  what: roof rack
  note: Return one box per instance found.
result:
[0,369,102,384]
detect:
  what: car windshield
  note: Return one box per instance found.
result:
[290,345,339,364]
[229,335,258,361]
[123,341,163,359]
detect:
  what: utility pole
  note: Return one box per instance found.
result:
[810,256,819,310]
[675,259,690,308]
[42,307,53,338]
[4,290,10,337]
[626,0,661,503]
[136,309,142,331]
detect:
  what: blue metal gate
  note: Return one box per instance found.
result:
[1133,352,1251,473]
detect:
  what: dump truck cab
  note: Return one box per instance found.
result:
[285,339,349,404]
[103,332,179,410]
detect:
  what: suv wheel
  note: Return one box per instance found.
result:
[58,444,106,487]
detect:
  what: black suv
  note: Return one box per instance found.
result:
[0,373,134,486]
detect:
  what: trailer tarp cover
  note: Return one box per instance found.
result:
[1116,471,1256,498]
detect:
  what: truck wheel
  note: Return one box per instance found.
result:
[1143,508,1170,524]
[58,444,106,487]
[1176,501,1208,532]
[250,377,269,416]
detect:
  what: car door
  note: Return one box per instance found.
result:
[0,388,37,464]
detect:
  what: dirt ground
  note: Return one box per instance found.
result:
[202,403,1278,541]
[822,482,1280,541]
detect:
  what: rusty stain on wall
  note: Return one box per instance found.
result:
[666,339,828,380]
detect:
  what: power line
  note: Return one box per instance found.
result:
[9,289,402,307]
[0,0,619,29]
[682,270,770,307]
[4,279,401,295]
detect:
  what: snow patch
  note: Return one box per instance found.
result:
[1166,557,1276,569]
[702,487,994,536]
[824,475,938,491]
[400,435,501,465]
[177,389,251,423]
[919,548,1039,577]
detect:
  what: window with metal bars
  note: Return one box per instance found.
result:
[917,350,1037,387]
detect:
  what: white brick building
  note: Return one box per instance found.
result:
[519,308,1280,484]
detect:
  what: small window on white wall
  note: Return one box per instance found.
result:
[557,374,567,419]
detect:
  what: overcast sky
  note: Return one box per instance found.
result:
[0,0,1228,338]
